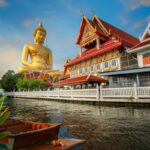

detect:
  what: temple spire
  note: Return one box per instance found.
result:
[80,8,85,16]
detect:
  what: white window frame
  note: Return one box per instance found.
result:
[104,61,109,69]
[112,59,118,67]
[90,65,94,72]
[79,68,83,75]
[96,63,101,71]
[84,67,89,73]
[70,71,74,77]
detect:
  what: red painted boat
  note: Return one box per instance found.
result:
[22,138,85,150]
[0,119,61,150]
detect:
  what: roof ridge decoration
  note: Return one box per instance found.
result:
[92,14,111,37]
[140,22,150,41]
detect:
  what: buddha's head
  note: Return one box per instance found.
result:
[33,23,46,44]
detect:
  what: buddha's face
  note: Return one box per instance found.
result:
[34,30,46,44]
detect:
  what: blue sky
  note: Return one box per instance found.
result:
[0,0,150,78]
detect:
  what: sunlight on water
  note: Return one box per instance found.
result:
[8,98,150,150]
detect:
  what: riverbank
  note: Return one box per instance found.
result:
[12,96,150,107]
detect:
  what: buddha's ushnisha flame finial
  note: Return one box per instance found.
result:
[33,22,46,36]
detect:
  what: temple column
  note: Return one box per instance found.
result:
[96,38,100,49]
[79,47,83,57]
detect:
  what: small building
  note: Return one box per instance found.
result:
[55,14,139,88]
[53,74,108,89]
[101,22,150,87]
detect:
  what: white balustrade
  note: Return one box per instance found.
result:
[137,87,150,98]
[5,86,150,100]
[101,87,135,98]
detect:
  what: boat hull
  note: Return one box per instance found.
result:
[0,119,61,150]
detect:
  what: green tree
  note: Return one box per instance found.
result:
[16,78,45,91]
[16,78,28,91]
[1,70,22,92]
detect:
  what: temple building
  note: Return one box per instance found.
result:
[101,22,150,87]
[54,14,139,88]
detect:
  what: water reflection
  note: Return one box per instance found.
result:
[8,98,150,150]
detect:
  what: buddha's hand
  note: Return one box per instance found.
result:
[30,63,46,69]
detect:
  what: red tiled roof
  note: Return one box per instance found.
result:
[77,16,139,46]
[59,74,70,80]
[94,18,140,46]
[53,75,108,86]
[132,38,150,49]
[65,39,122,67]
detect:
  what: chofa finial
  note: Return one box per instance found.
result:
[91,8,96,16]
[80,8,85,16]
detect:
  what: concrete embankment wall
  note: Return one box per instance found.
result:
[12,96,150,107]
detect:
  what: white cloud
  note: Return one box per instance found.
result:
[119,15,129,25]
[120,0,150,9]
[133,15,150,30]
[0,0,8,7]
[59,0,80,17]
[22,18,39,27]
[0,37,22,78]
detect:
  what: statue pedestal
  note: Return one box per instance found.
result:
[24,70,53,87]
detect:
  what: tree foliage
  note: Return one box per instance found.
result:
[1,70,22,92]
[16,78,45,91]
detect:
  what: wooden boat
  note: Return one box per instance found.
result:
[0,119,61,150]
[22,138,85,150]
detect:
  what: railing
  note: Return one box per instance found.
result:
[6,88,98,100]
[5,85,150,100]
[137,87,150,98]
[101,87,135,98]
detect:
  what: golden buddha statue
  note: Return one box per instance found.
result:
[18,23,62,78]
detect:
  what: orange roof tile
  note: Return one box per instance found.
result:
[93,17,140,46]
[65,39,122,67]
[53,75,108,87]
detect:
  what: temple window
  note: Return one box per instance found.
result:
[79,68,83,75]
[84,67,89,73]
[70,71,73,77]
[104,61,109,69]
[74,70,78,77]
[90,65,94,72]
[96,63,101,71]
[112,59,118,67]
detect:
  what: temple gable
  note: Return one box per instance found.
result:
[140,23,150,41]
[79,24,97,47]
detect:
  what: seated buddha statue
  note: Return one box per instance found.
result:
[18,23,62,77]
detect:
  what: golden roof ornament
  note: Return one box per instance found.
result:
[33,23,46,36]
[80,8,85,16]
[91,8,96,17]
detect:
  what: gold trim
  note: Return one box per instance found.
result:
[92,15,110,37]
[76,15,96,44]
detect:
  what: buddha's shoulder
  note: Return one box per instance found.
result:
[43,46,52,52]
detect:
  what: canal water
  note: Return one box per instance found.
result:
[8,98,150,150]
